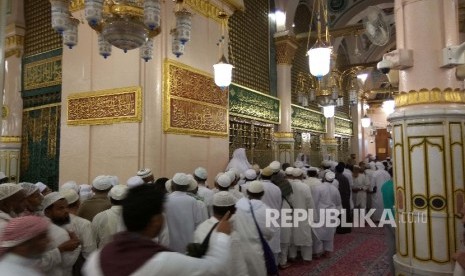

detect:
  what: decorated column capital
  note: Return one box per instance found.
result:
[5,24,25,59]
[274,34,298,65]
[273,132,294,165]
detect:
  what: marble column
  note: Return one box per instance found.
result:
[273,32,298,164]
[0,0,24,182]
[390,0,465,275]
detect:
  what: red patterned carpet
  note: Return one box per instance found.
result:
[280,227,391,276]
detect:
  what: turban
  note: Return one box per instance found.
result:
[92,175,113,191]
[285,167,294,176]
[244,169,257,180]
[137,168,153,179]
[0,216,49,254]
[269,161,281,173]
[324,172,335,182]
[261,167,273,177]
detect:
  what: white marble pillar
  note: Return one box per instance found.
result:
[321,116,337,161]
[273,32,298,164]
[391,0,465,275]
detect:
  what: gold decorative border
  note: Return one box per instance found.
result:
[395,89,465,108]
[274,132,293,139]
[24,56,62,90]
[163,59,228,137]
[5,35,24,49]
[70,0,84,12]
[0,136,21,143]
[67,86,142,125]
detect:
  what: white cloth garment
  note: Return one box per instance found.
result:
[194,217,248,276]
[92,206,125,248]
[0,253,43,276]
[0,211,12,233]
[371,169,391,221]
[353,174,370,209]
[311,181,341,242]
[229,186,244,200]
[258,179,282,254]
[343,168,354,209]
[67,214,96,258]
[39,223,81,276]
[235,198,275,241]
[165,191,207,253]
[226,148,252,174]
[288,179,314,247]
[83,232,231,276]
[197,185,214,215]
[153,215,170,247]
[303,177,322,189]
[454,261,465,276]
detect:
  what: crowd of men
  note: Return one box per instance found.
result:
[0,149,395,275]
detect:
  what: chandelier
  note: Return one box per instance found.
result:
[213,11,233,89]
[50,0,193,61]
[296,66,363,118]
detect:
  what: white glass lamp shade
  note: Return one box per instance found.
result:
[172,37,185,58]
[144,0,161,31]
[175,9,192,45]
[322,105,335,118]
[50,0,70,34]
[307,46,331,78]
[382,99,395,115]
[140,38,154,62]
[349,89,358,105]
[361,114,371,128]
[98,33,112,59]
[63,18,79,49]
[213,59,233,89]
[84,0,103,27]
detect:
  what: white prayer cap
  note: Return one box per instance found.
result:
[244,169,257,180]
[60,189,79,205]
[247,180,264,193]
[369,162,376,170]
[109,176,119,186]
[172,173,190,186]
[375,162,385,170]
[292,168,304,177]
[165,180,173,193]
[188,175,198,191]
[225,171,236,183]
[214,172,223,183]
[213,191,236,207]
[324,172,336,182]
[228,168,240,180]
[109,185,128,201]
[269,161,281,173]
[217,174,232,188]
[126,176,144,188]
[60,181,79,193]
[20,182,39,197]
[321,160,331,168]
[0,172,7,180]
[0,184,23,201]
[79,184,93,201]
[308,167,319,172]
[194,167,208,180]
[92,175,113,191]
[137,168,153,179]
[35,182,47,193]
[285,167,294,176]
[261,167,274,177]
[294,161,304,169]
[330,161,338,171]
[42,192,65,210]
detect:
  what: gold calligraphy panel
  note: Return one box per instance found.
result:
[24,56,62,90]
[335,116,354,136]
[164,59,228,137]
[67,86,142,125]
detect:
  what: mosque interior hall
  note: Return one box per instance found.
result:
[2,0,465,275]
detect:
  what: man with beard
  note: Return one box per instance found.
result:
[0,216,51,275]
[0,183,27,232]
[41,192,81,276]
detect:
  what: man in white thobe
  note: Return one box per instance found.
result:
[194,167,214,215]
[352,165,370,209]
[195,192,251,276]
[312,172,341,258]
[84,184,233,276]
[287,168,314,264]
[259,167,282,263]
[40,192,81,276]
[371,162,391,222]
[91,185,128,248]
[165,173,207,253]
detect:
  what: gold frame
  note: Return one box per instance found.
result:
[67,86,142,126]
[163,59,228,137]
[0,136,21,143]
[395,89,465,108]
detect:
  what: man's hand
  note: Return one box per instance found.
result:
[58,232,80,252]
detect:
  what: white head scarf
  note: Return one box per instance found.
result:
[225,148,252,174]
